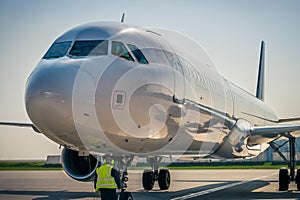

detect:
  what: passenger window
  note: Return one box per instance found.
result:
[127,44,148,64]
[69,40,108,57]
[111,41,134,61]
[43,41,72,59]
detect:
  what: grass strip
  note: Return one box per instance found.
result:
[0,161,62,170]
[0,161,296,170]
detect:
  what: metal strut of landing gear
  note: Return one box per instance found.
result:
[269,133,300,191]
[142,157,171,191]
[114,156,134,200]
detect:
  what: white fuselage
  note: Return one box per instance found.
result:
[25,22,278,159]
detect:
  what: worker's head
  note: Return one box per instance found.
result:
[103,154,114,165]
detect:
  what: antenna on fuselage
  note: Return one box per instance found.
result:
[121,13,125,23]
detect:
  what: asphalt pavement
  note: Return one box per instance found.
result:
[0,170,299,200]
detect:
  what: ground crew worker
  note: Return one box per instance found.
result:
[94,155,121,200]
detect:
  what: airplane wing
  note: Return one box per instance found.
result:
[251,124,300,136]
[277,117,300,123]
[0,122,41,133]
[240,112,300,139]
[247,122,300,147]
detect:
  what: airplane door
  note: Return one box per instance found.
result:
[164,51,185,102]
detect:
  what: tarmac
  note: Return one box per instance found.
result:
[0,169,299,200]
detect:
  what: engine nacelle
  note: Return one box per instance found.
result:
[214,119,252,158]
[61,147,99,182]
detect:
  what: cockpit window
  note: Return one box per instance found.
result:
[69,40,108,57]
[111,41,134,61]
[127,44,148,64]
[43,41,72,59]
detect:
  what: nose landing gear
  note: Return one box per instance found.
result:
[115,156,134,200]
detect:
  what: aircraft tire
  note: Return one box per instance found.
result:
[279,168,289,191]
[142,170,155,190]
[296,169,300,191]
[158,169,170,190]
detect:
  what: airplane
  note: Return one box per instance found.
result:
[1,18,300,198]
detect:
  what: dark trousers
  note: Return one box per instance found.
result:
[100,188,117,200]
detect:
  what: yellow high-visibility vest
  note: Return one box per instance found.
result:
[95,164,117,190]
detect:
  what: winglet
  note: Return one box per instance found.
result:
[256,41,265,101]
[120,13,125,23]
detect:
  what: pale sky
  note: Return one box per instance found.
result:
[0,0,299,160]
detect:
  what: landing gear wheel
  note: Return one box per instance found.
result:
[119,191,133,200]
[279,168,289,191]
[142,170,155,190]
[158,169,170,190]
[296,169,300,191]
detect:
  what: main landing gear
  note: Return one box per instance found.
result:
[270,134,300,191]
[142,157,171,190]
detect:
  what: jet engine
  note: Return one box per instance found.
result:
[214,119,252,158]
[61,147,99,182]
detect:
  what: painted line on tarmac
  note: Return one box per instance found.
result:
[171,172,277,200]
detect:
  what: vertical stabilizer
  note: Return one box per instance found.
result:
[256,41,265,101]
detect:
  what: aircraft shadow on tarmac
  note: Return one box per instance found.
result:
[132,180,300,200]
[0,180,299,200]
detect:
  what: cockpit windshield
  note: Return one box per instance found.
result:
[127,44,148,64]
[43,41,72,59]
[111,41,134,61]
[69,40,108,57]
[43,39,149,63]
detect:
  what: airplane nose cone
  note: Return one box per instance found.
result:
[25,63,79,136]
